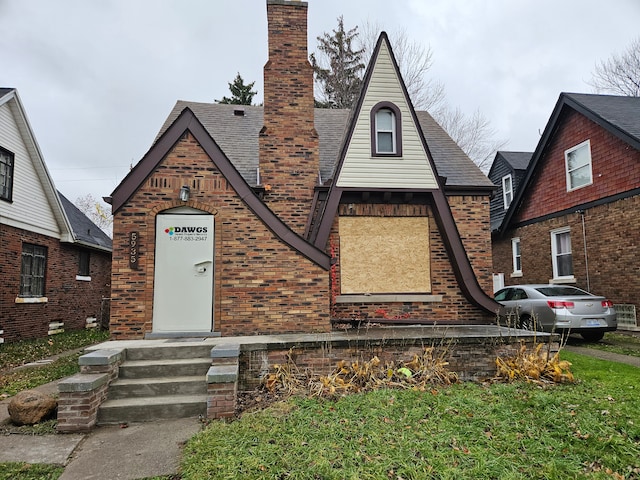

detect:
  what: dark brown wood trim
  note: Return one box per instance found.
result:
[111,107,330,269]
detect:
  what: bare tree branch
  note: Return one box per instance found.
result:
[587,37,640,96]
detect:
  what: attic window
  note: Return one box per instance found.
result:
[370,102,402,157]
[502,174,513,209]
[0,146,14,202]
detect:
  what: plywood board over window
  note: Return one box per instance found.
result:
[339,216,430,294]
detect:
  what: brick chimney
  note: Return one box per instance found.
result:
[260,0,319,235]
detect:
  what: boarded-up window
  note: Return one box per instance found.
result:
[339,216,430,294]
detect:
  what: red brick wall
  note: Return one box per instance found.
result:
[260,0,319,234]
[0,224,111,342]
[516,109,640,222]
[110,132,330,339]
[329,195,494,324]
[493,194,640,308]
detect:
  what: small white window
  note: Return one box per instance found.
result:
[375,108,395,154]
[511,238,521,275]
[502,174,513,209]
[551,228,574,280]
[565,140,592,191]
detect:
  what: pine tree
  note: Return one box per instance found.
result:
[216,73,258,105]
[310,16,365,109]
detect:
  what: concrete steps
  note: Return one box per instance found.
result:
[98,344,211,425]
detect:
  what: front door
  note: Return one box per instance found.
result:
[153,214,214,333]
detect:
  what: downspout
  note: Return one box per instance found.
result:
[578,210,590,292]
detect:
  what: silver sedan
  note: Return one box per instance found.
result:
[494,284,617,341]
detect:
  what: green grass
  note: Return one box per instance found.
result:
[0,328,110,371]
[0,462,63,480]
[574,332,640,358]
[181,352,640,480]
[0,329,109,398]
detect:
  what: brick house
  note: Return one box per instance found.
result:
[107,0,500,340]
[492,93,640,330]
[0,88,112,343]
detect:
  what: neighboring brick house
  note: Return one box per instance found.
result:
[487,151,532,290]
[107,0,500,340]
[492,93,640,330]
[0,88,112,343]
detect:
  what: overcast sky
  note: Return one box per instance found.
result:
[1,0,638,204]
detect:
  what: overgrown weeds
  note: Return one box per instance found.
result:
[262,347,458,401]
[495,341,574,383]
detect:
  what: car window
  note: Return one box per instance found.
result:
[536,286,590,297]
[511,288,528,300]
[494,289,512,301]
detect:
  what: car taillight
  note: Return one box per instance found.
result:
[601,300,614,308]
[547,300,574,309]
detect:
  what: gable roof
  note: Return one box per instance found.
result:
[111,107,330,269]
[58,192,112,252]
[316,32,500,314]
[498,92,640,237]
[0,88,74,242]
[495,151,533,172]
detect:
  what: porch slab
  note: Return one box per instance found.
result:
[87,325,550,352]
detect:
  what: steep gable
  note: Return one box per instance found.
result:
[314,33,499,315]
[335,36,439,190]
[110,107,329,268]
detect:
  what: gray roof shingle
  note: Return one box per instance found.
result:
[58,191,112,251]
[564,93,640,142]
[156,102,492,189]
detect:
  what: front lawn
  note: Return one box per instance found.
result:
[181,351,640,479]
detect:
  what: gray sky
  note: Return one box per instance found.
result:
[1,0,638,204]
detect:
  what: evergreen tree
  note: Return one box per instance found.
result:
[216,73,257,105]
[310,16,365,109]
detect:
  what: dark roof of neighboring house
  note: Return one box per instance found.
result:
[58,191,112,252]
[0,87,15,100]
[564,93,640,144]
[496,151,533,171]
[497,92,640,237]
[157,102,493,190]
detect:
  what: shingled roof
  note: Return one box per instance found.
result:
[156,102,493,190]
[58,191,112,252]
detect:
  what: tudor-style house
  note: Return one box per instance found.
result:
[107,0,500,340]
[492,93,640,330]
[0,88,112,343]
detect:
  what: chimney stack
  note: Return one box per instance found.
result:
[260,0,319,234]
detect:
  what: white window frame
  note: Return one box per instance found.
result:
[511,237,522,276]
[502,174,513,209]
[375,108,396,154]
[550,227,574,282]
[565,140,593,191]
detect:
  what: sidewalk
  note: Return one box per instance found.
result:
[1,379,202,479]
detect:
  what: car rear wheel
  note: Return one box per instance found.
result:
[581,331,605,342]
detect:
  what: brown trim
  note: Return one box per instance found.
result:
[370,101,402,157]
[110,107,330,269]
[313,32,500,315]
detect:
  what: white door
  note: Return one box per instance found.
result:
[153,214,214,332]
